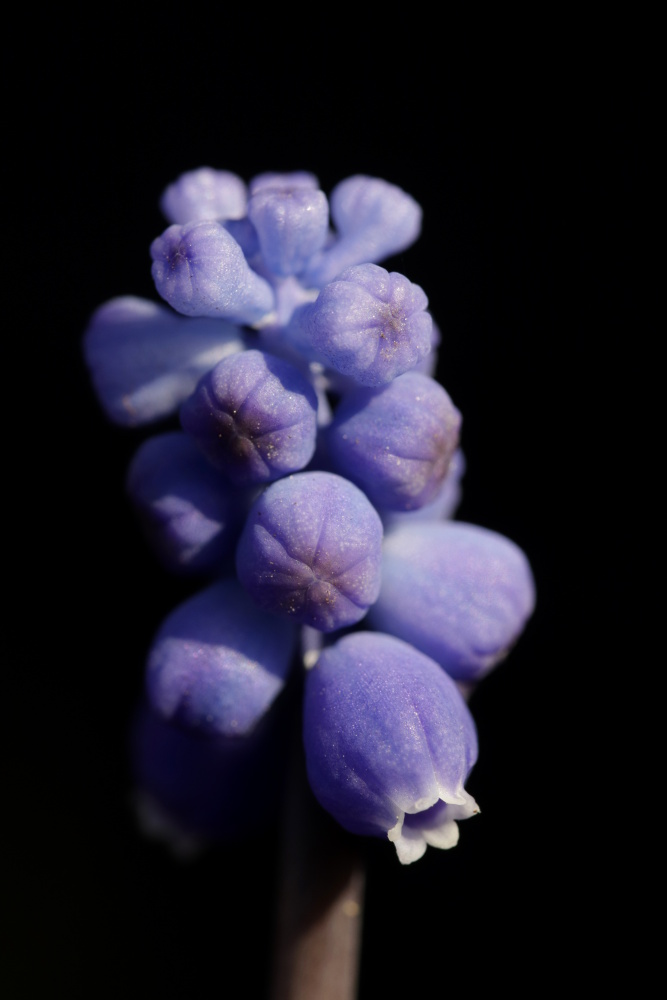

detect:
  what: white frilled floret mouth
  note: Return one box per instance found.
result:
[387,788,480,865]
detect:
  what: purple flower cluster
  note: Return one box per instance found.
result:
[84,167,535,864]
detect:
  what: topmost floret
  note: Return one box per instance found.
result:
[246,172,329,278]
[160,167,248,223]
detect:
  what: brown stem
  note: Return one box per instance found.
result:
[269,734,365,1000]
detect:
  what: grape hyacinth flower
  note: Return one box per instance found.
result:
[303,632,479,864]
[83,296,246,426]
[246,172,329,277]
[147,578,297,737]
[236,471,383,632]
[150,220,274,322]
[368,521,536,681]
[180,349,318,486]
[83,167,535,882]
[301,175,422,288]
[303,263,433,386]
[159,166,248,224]
[325,370,461,511]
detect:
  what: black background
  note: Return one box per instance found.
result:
[12,16,648,998]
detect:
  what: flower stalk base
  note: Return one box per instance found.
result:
[270,732,365,1000]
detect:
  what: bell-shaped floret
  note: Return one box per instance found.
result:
[305,264,432,386]
[126,432,246,574]
[180,349,318,487]
[160,167,247,224]
[236,471,383,632]
[82,296,246,426]
[147,579,297,737]
[301,175,422,288]
[368,522,536,681]
[303,632,479,864]
[326,371,461,511]
[150,220,275,323]
[246,173,329,277]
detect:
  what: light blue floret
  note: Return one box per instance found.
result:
[147,579,297,737]
[300,175,422,288]
[303,632,479,863]
[305,263,433,386]
[180,349,319,486]
[150,220,275,323]
[236,471,383,632]
[245,172,329,278]
[160,167,248,224]
[368,521,536,681]
[83,296,246,426]
[326,371,461,510]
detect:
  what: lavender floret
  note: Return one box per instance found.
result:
[150,220,275,323]
[301,175,422,288]
[368,522,536,681]
[235,471,383,632]
[247,175,329,277]
[147,578,297,737]
[305,264,433,386]
[82,296,245,426]
[326,371,461,511]
[180,349,318,487]
[160,167,247,224]
[303,632,479,864]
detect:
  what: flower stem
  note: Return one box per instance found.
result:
[269,730,365,1000]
